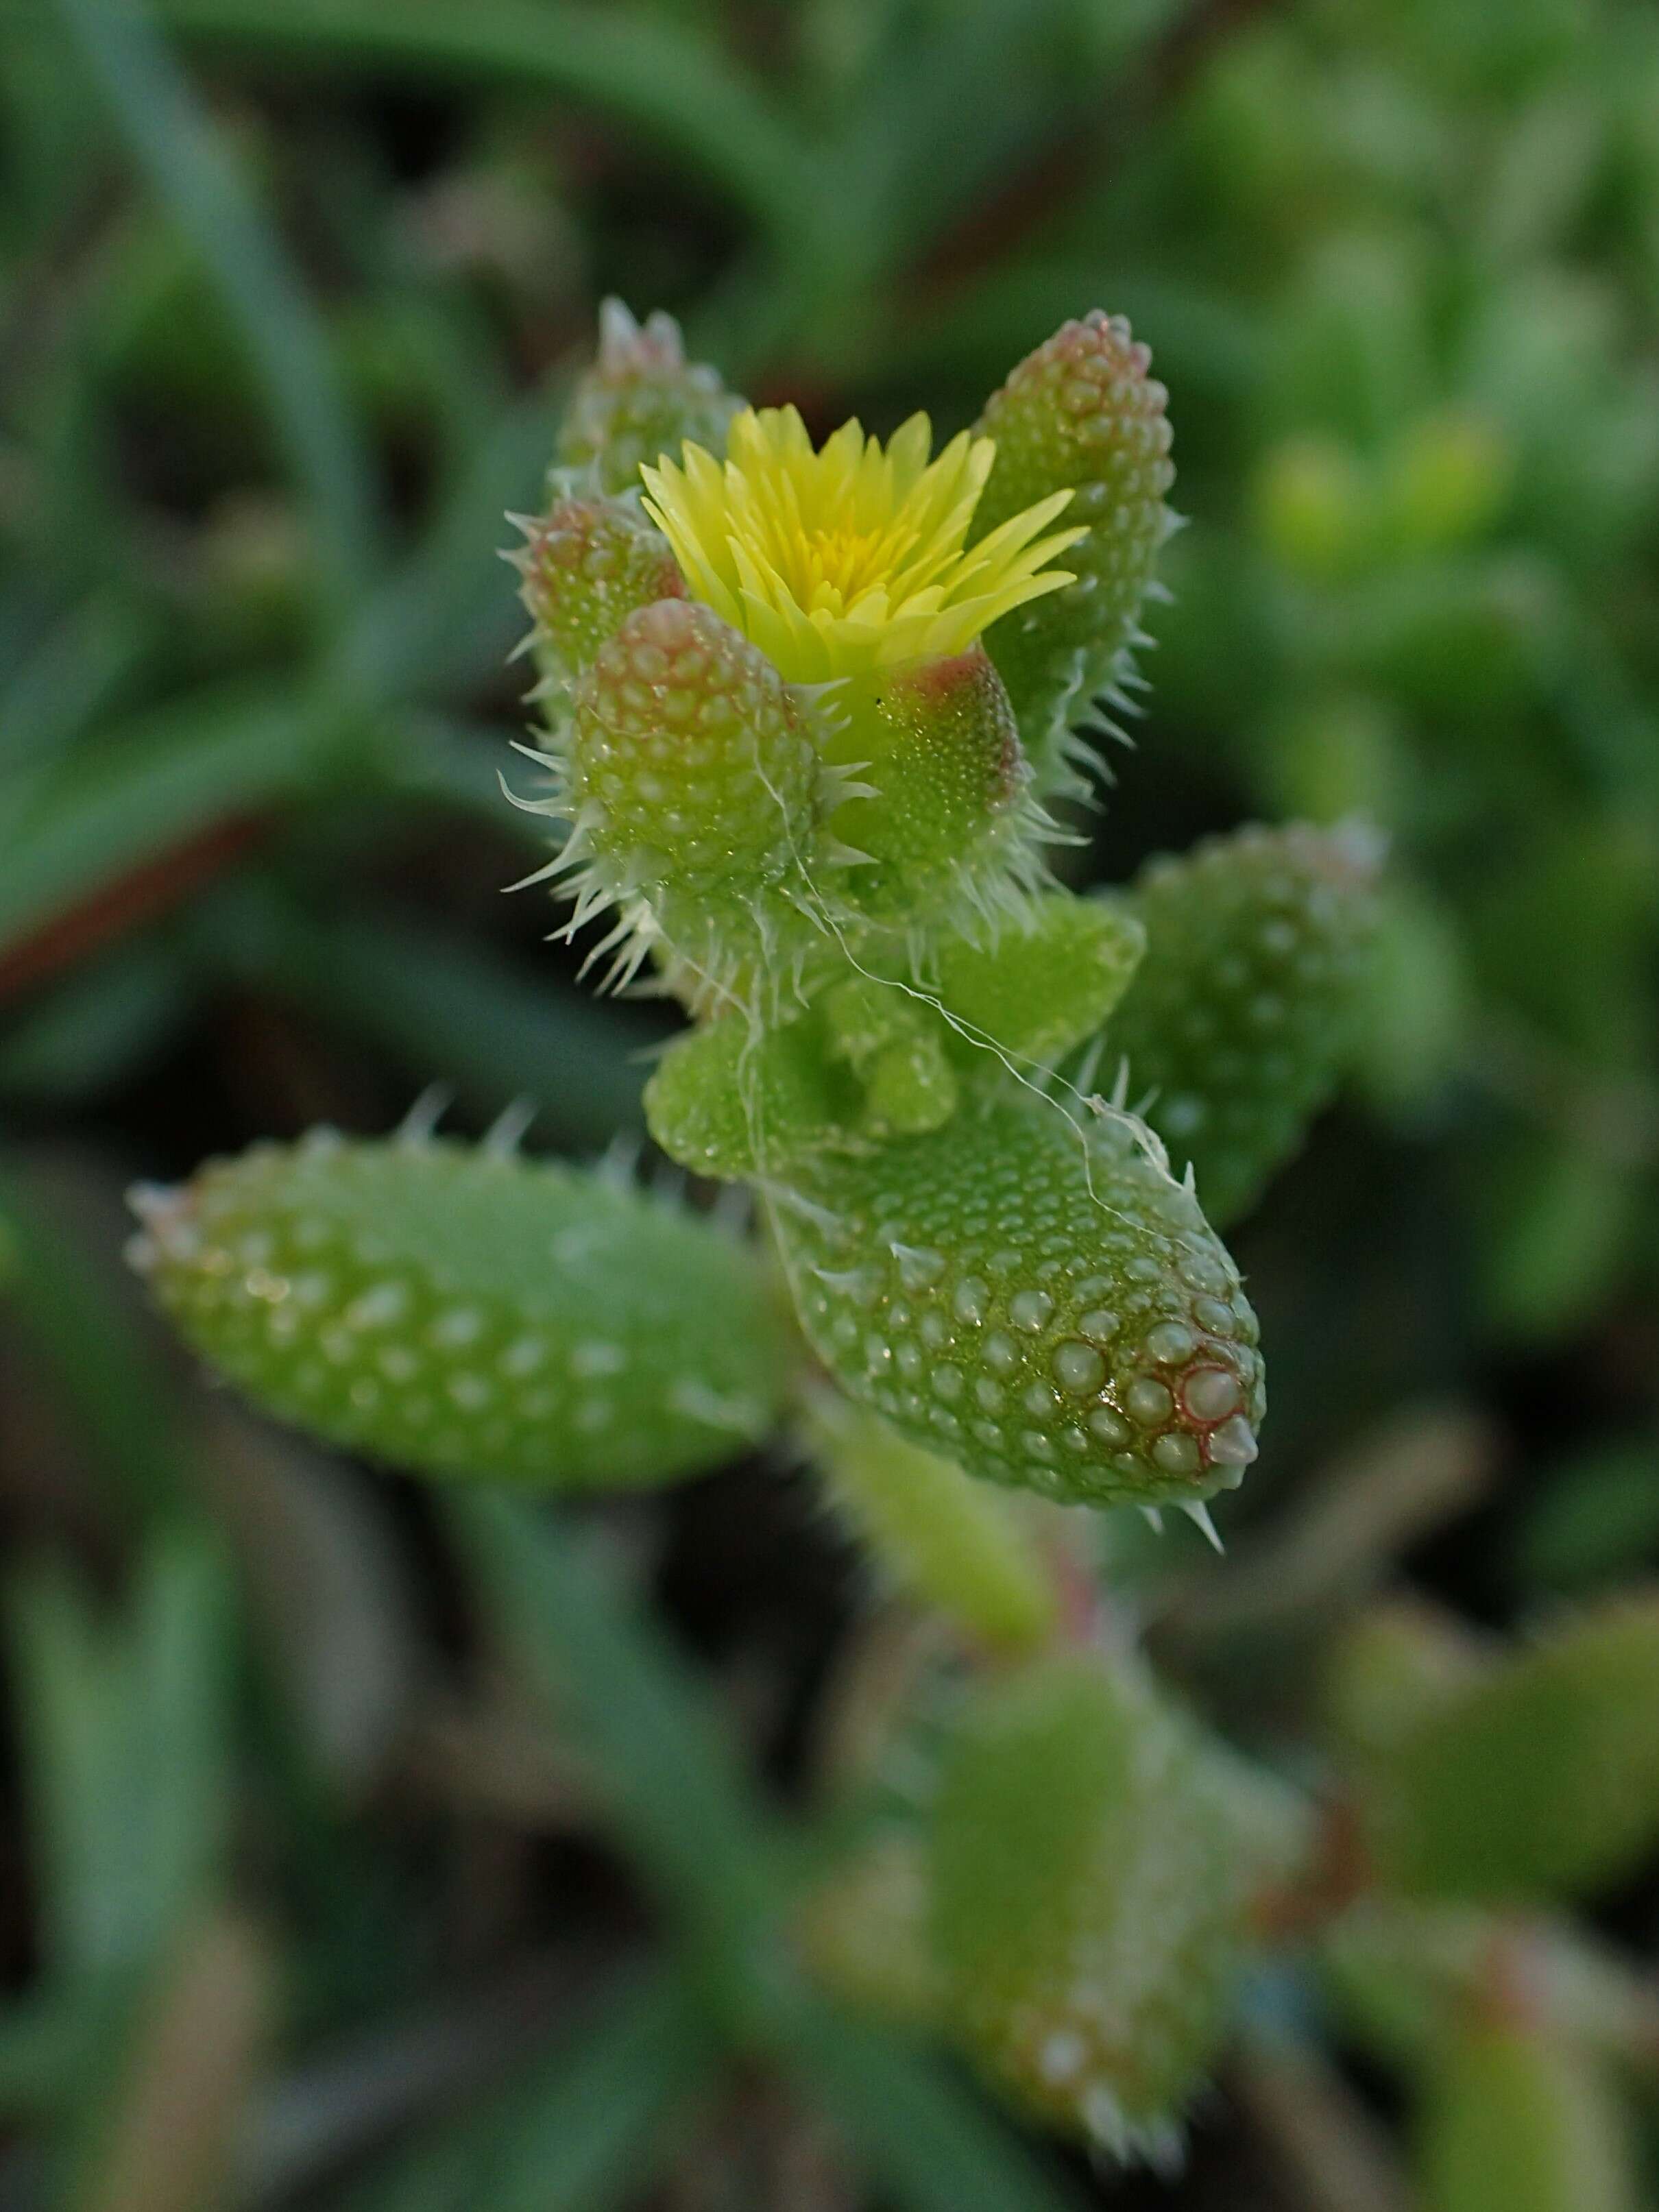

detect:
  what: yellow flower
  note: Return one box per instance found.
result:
[640,405,1082,685]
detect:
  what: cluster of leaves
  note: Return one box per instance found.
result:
[3,2,1659,2210]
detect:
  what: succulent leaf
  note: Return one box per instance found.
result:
[972,312,1176,792]
[564,596,829,997]
[512,491,685,731]
[928,1655,1303,2157]
[823,646,1043,929]
[808,1389,1058,1652]
[772,1087,1263,1509]
[1418,2025,1638,2212]
[1107,821,1383,1226]
[932,891,1146,1066]
[129,1132,795,1490]
[1355,1591,1659,1906]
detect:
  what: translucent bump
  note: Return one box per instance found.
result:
[349,1378,381,1413]
[864,1333,893,1372]
[1152,1431,1201,1476]
[897,1342,924,1381]
[976,1378,1005,1411]
[347,1282,410,1331]
[1021,1431,1058,1462]
[1024,1381,1059,1418]
[1183,1367,1241,1421]
[984,1331,1021,1376]
[1089,1406,1131,1448]
[448,1373,492,1411]
[571,1339,626,1378]
[1076,1309,1119,1344]
[1207,1414,1258,1467]
[378,1346,420,1383]
[932,1368,963,1402]
[954,1277,990,1324]
[290,1272,333,1309]
[1010,1289,1054,1334]
[1125,1377,1174,1426]
[498,1336,546,1378]
[973,1419,1003,1447]
[814,1264,883,1309]
[320,1327,355,1366]
[892,1243,946,1290]
[1052,1341,1106,1396]
[431,1306,486,1350]
[919,1311,950,1351]
[1144,1321,1196,1365]
[575,1398,614,1431]
[1194,1296,1239,1337]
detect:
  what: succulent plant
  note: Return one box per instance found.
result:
[130,300,1388,2165]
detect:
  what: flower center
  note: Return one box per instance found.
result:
[640,406,1082,685]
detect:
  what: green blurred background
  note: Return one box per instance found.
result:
[3,0,1658,2204]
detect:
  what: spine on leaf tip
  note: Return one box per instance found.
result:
[127,1130,794,1490]
[771,1087,1263,1512]
[972,311,1176,794]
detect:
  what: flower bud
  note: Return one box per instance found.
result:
[129,1130,794,1490]
[971,313,1176,785]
